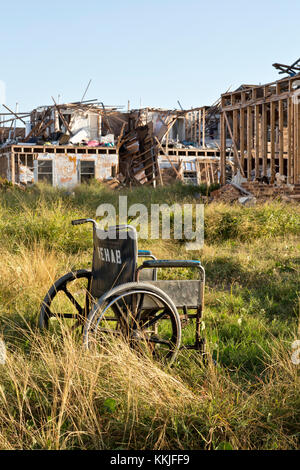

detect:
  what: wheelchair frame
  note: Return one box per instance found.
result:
[39,218,206,363]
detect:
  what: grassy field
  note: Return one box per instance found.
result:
[0,181,299,450]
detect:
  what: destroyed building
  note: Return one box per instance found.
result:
[0,99,226,188]
[220,72,300,194]
[0,100,122,187]
[117,104,230,187]
[2,60,299,195]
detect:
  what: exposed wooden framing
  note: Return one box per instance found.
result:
[233,108,238,140]
[221,73,300,185]
[116,122,126,153]
[156,156,164,186]
[220,111,226,185]
[10,151,15,184]
[36,119,55,139]
[202,109,205,148]
[293,101,296,183]
[132,150,157,167]
[198,109,201,146]
[295,103,298,182]
[255,104,260,179]
[155,136,182,180]
[197,160,201,183]
[165,128,169,156]
[2,104,27,125]
[270,101,276,183]
[192,112,195,142]
[287,97,293,183]
[224,111,245,176]
[209,162,214,183]
[0,112,29,116]
[24,120,43,142]
[133,159,157,173]
[247,106,253,180]
[261,103,267,177]
[0,114,31,125]
[240,108,245,171]
[181,106,210,149]
[25,107,52,142]
[278,100,284,176]
[51,97,73,135]
[295,101,300,184]
[99,102,113,134]
[160,117,177,144]
[222,93,292,112]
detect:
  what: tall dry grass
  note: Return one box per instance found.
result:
[0,184,299,449]
[0,322,203,450]
[0,317,299,450]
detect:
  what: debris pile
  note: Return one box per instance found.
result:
[241,182,300,202]
[0,98,129,148]
[209,181,300,204]
[210,184,242,203]
[118,122,159,186]
[23,100,125,147]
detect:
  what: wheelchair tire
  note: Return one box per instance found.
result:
[39,269,92,332]
[83,282,182,364]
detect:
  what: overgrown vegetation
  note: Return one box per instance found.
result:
[0,182,299,449]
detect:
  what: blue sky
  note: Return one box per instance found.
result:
[0,0,299,113]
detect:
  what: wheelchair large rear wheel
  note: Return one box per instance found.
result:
[83,282,182,364]
[39,270,92,333]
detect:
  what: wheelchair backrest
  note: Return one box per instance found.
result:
[90,225,138,299]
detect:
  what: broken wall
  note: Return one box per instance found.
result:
[0,149,118,189]
[35,153,118,188]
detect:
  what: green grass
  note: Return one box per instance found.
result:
[0,181,299,450]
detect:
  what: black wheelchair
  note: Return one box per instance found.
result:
[39,219,205,363]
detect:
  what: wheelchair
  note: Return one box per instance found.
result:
[39,219,206,364]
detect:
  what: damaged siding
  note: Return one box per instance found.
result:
[36,153,118,188]
[0,146,118,189]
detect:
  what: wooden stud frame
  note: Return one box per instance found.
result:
[220,74,300,185]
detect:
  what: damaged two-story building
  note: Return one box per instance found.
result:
[0,100,122,188]
[0,98,229,188]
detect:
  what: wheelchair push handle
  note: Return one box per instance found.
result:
[71,218,96,226]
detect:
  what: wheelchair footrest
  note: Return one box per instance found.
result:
[181,338,206,352]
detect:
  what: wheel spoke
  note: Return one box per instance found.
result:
[112,300,129,324]
[148,337,172,347]
[71,320,82,331]
[139,310,167,330]
[132,332,172,348]
[51,313,78,318]
[113,296,140,329]
[135,293,144,318]
[62,285,84,315]
[96,328,121,335]
[39,271,92,332]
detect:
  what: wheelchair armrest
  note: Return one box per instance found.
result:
[142,260,202,268]
[137,259,205,283]
[71,218,96,226]
[138,250,152,256]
